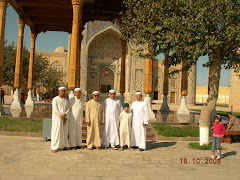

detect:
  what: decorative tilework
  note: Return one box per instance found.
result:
[187,65,196,105]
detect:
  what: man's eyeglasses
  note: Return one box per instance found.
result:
[93,95,99,97]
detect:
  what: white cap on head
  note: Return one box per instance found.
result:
[109,89,116,93]
[74,88,82,92]
[92,90,100,95]
[135,91,142,95]
[58,86,66,91]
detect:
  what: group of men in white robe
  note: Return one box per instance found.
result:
[51,87,84,153]
[51,87,149,153]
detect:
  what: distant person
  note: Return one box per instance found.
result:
[1,88,5,104]
[211,115,225,160]
[21,91,25,104]
[130,91,149,151]
[51,87,69,153]
[227,112,240,132]
[85,90,104,150]
[119,103,132,151]
[102,89,123,150]
[68,88,84,150]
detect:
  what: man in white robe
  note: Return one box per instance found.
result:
[51,87,70,153]
[130,91,149,151]
[102,89,123,150]
[68,88,84,150]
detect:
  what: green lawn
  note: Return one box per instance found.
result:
[216,104,228,108]
[190,109,240,118]
[189,142,223,150]
[0,117,43,133]
[153,123,213,137]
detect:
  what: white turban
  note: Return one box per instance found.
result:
[58,86,66,91]
[109,89,116,93]
[135,91,142,95]
[92,90,100,95]
[74,88,82,92]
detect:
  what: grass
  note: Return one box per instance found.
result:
[0,117,43,133]
[153,123,213,137]
[189,142,223,150]
[216,104,228,108]
[189,109,240,118]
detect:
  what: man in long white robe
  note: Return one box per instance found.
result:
[51,87,69,153]
[85,91,104,150]
[68,88,84,150]
[130,92,149,151]
[102,89,123,150]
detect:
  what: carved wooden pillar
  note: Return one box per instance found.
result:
[25,32,37,107]
[144,44,155,120]
[13,17,25,89]
[163,53,169,96]
[144,46,153,94]
[119,39,126,105]
[0,0,7,88]
[181,59,188,96]
[76,34,83,88]
[160,53,170,113]
[27,32,37,90]
[10,17,25,110]
[120,39,126,94]
[68,0,83,93]
[177,59,189,115]
[0,0,7,113]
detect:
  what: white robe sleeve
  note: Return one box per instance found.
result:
[119,100,123,112]
[144,103,149,125]
[65,100,70,119]
[52,98,61,117]
[64,100,70,115]
[104,99,107,120]
[130,103,134,114]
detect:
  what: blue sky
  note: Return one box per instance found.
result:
[5,6,231,87]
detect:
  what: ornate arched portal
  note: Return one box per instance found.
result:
[86,29,122,93]
[99,67,114,93]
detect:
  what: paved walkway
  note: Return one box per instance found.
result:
[0,135,239,180]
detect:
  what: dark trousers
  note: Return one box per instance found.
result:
[1,96,4,104]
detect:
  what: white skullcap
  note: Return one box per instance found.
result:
[92,90,100,95]
[74,88,82,92]
[58,87,66,91]
[109,89,116,93]
[135,91,142,95]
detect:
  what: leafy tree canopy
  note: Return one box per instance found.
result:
[118,0,240,68]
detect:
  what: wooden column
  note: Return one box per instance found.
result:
[181,59,188,96]
[68,0,83,90]
[0,0,7,88]
[120,39,126,94]
[14,17,25,89]
[163,53,169,96]
[76,34,83,88]
[27,32,37,90]
[144,45,153,94]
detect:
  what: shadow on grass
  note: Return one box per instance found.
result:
[147,141,177,150]
[222,151,237,159]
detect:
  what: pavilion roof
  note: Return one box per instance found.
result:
[9,0,124,34]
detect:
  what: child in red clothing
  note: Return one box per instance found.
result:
[211,115,225,160]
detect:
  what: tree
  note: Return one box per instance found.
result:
[118,0,240,145]
[3,41,63,98]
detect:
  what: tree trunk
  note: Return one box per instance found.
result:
[199,54,222,145]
